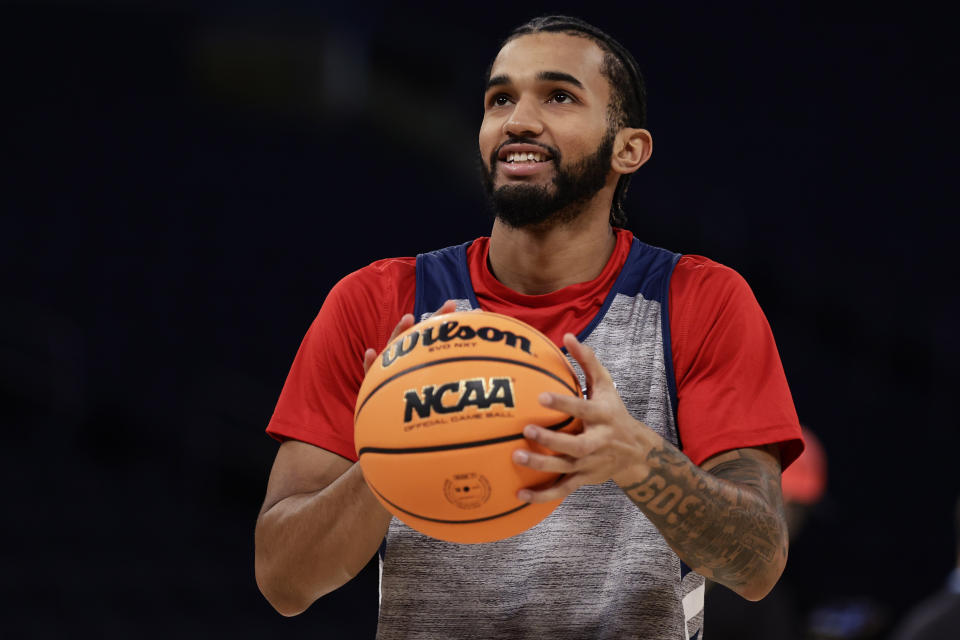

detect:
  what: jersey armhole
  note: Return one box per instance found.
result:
[662,254,683,448]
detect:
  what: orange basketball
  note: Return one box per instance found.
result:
[354,310,582,544]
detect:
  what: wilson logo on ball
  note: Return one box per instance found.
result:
[382,320,533,368]
[403,377,515,422]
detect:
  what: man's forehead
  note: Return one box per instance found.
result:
[490,32,607,86]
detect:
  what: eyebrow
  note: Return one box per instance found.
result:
[485,70,585,92]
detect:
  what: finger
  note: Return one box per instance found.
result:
[387,313,415,344]
[538,391,598,422]
[512,448,576,474]
[518,473,584,504]
[362,347,378,374]
[435,299,458,315]
[562,333,614,394]
[523,424,604,459]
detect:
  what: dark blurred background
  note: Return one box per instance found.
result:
[3,1,958,638]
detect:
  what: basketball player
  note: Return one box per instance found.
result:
[255,15,804,639]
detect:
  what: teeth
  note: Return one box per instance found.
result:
[506,151,546,163]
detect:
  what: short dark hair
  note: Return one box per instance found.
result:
[488,15,648,227]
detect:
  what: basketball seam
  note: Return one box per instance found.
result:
[368,475,567,525]
[357,416,575,455]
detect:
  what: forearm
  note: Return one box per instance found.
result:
[615,436,788,600]
[254,463,391,615]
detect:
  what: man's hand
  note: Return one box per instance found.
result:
[361,300,458,373]
[256,299,461,616]
[512,332,655,502]
[511,332,789,601]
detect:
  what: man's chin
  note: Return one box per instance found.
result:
[493,176,554,192]
[493,182,555,199]
[490,188,571,229]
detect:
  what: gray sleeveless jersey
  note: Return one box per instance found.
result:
[375,240,705,639]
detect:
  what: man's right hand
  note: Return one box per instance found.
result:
[254,299,460,616]
[361,299,458,373]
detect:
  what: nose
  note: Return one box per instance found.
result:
[503,96,543,138]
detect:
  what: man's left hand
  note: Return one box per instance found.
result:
[512,332,657,503]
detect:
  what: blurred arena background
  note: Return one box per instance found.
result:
[2,1,957,637]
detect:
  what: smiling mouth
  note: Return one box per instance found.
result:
[503,151,551,163]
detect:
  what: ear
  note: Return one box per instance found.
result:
[611,128,652,175]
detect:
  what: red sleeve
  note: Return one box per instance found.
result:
[669,255,804,469]
[265,258,417,461]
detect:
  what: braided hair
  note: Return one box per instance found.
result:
[490,16,648,227]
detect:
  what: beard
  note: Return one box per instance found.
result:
[479,129,615,229]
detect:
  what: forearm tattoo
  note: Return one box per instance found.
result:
[621,443,787,591]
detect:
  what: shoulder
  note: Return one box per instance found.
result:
[672,254,751,293]
[336,257,417,290]
[308,256,417,349]
[670,254,760,320]
[666,255,801,469]
[325,257,416,308]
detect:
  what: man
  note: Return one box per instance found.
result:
[255,15,803,639]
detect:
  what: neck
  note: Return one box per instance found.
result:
[488,203,617,295]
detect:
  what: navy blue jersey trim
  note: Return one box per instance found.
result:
[414,250,428,319]
[458,244,481,311]
[573,239,680,348]
[416,238,682,435]
[414,241,479,319]
[572,238,642,347]
[661,252,683,446]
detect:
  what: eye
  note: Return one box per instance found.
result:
[549,92,575,104]
[489,94,512,107]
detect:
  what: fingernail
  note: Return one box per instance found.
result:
[538,392,553,406]
[513,450,529,464]
[523,425,538,439]
[517,490,532,502]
